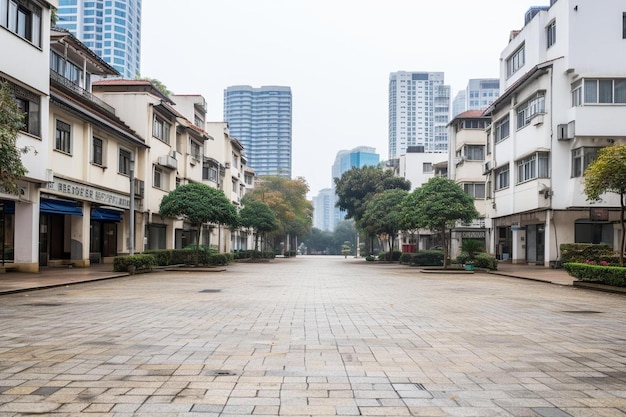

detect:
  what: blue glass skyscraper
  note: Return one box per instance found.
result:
[224,85,292,177]
[56,0,141,79]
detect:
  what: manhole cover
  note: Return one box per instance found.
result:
[199,289,222,293]
[562,310,602,314]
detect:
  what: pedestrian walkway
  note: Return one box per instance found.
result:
[0,259,575,295]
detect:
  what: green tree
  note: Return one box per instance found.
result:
[245,176,312,252]
[362,189,408,260]
[0,81,29,195]
[332,220,357,255]
[584,144,626,265]
[239,199,278,251]
[335,166,411,254]
[159,183,238,266]
[303,227,334,254]
[137,77,172,96]
[402,177,479,268]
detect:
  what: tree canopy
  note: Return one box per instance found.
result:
[0,81,28,195]
[239,199,278,250]
[584,144,626,265]
[402,177,478,268]
[362,189,408,259]
[159,183,238,265]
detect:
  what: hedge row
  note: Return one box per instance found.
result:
[143,249,233,266]
[234,250,276,260]
[560,243,616,264]
[563,262,626,287]
[399,251,444,266]
[113,254,157,273]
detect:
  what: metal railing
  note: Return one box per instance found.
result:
[50,71,116,115]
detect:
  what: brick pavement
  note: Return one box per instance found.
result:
[0,256,624,416]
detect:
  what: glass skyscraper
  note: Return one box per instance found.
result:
[56,0,141,79]
[224,85,292,177]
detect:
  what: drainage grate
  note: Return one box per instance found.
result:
[414,383,427,390]
[205,370,237,376]
[22,303,64,307]
[199,289,222,293]
[562,310,602,314]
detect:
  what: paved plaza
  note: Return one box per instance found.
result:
[0,256,624,416]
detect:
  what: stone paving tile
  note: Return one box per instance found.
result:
[0,257,624,416]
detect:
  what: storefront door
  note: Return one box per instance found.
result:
[102,223,117,257]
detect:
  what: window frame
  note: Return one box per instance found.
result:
[6,80,41,137]
[463,182,486,199]
[118,148,131,175]
[516,152,549,184]
[464,144,485,161]
[582,78,626,104]
[517,92,546,129]
[54,119,72,154]
[152,115,171,144]
[571,147,601,178]
[495,115,510,143]
[506,44,525,78]
[546,19,556,48]
[0,0,42,47]
[92,136,104,166]
[495,164,510,191]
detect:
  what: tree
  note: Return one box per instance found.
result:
[361,189,408,260]
[0,81,29,195]
[239,199,278,251]
[159,183,238,266]
[335,166,411,254]
[332,220,357,254]
[245,176,312,252]
[303,228,334,254]
[402,177,479,268]
[584,144,626,265]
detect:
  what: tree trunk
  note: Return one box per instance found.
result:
[619,193,626,266]
[194,225,201,267]
[441,225,448,269]
[254,233,259,251]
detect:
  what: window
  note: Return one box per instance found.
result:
[152,115,170,143]
[153,166,165,190]
[572,147,601,177]
[582,79,626,104]
[423,162,433,173]
[4,80,41,137]
[546,20,556,48]
[190,141,201,160]
[506,44,525,78]
[571,80,582,107]
[55,120,71,153]
[495,164,510,190]
[202,165,218,182]
[118,148,131,175]
[92,137,103,166]
[463,183,486,199]
[464,145,485,161]
[495,115,510,143]
[0,0,42,47]
[517,92,545,129]
[623,12,626,39]
[516,152,549,183]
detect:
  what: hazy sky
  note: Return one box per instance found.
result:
[141,0,543,197]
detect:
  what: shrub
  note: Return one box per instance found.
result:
[473,253,498,270]
[564,262,626,287]
[365,255,376,262]
[455,251,470,265]
[399,253,413,264]
[113,254,157,273]
[413,250,444,266]
[560,243,614,264]
[144,249,171,266]
[207,253,233,266]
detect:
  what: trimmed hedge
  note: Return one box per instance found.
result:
[377,250,402,262]
[143,248,235,266]
[563,262,626,287]
[234,250,276,260]
[472,253,498,270]
[113,254,157,273]
[560,243,615,264]
[398,251,444,266]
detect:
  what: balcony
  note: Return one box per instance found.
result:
[50,71,116,115]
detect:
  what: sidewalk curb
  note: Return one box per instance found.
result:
[0,273,129,296]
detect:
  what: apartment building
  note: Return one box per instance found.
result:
[0,0,57,271]
[484,0,626,266]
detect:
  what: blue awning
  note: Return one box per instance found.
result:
[0,201,15,214]
[91,207,123,222]
[40,198,83,216]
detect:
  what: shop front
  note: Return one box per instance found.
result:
[0,200,15,264]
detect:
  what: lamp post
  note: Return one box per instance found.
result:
[129,155,135,255]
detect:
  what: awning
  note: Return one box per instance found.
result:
[91,207,123,222]
[40,198,82,216]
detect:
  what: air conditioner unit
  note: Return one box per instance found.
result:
[224,162,231,169]
[557,121,575,140]
[169,150,182,160]
[483,161,493,175]
[158,155,178,169]
[533,115,544,126]
[454,157,464,165]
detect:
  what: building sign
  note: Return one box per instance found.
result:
[460,231,486,239]
[46,177,130,209]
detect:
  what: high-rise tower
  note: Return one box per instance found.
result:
[56,0,141,79]
[224,85,292,177]
[388,71,450,158]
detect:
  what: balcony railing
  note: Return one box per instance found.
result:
[50,71,116,115]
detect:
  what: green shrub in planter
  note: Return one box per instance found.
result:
[564,262,626,286]
[113,254,157,273]
[144,249,171,266]
[473,253,498,270]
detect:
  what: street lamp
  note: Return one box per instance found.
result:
[129,155,135,255]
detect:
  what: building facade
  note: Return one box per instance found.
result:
[56,0,142,79]
[484,0,626,266]
[312,188,334,232]
[388,71,451,158]
[223,85,292,177]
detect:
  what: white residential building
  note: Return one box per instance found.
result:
[388,71,451,158]
[0,0,57,271]
[484,0,626,266]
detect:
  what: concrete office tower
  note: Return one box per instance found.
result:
[224,85,292,177]
[56,0,142,79]
[452,79,501,118]
[388,71,451,158]
[330,146,380,229]
[312,188,334,232]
